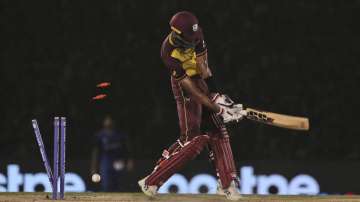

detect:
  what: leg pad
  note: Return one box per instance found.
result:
[146,135,209,186]
[209,128,237,189]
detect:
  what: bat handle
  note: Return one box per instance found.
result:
[239,110,248,116]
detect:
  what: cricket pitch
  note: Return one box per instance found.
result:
[0,193,359,202]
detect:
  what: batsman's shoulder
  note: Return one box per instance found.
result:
[160,34,177,61]
[160,34,186,80]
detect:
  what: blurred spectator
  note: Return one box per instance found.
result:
[90,115,133,192]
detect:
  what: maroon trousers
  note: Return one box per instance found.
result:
[146,76,238,189]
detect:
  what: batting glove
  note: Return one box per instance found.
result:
[216,104,244,123]
[211,93,235,107]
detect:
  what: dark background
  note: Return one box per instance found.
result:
[1,0,359,164]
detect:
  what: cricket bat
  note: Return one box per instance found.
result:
[241,108,309,131]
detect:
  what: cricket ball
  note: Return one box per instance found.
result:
[91,173,101,183]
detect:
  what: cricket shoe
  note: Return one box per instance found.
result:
[223,180,242,201]
[138,176,158,197]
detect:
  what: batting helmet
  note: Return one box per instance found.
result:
[169,11,201,48]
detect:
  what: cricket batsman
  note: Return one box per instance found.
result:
[138,11,244,200]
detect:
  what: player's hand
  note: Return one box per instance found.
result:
[216,104,244,123]
[211,93,235,107]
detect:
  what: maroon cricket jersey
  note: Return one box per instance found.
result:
[160,30,212,140]
[160,30,207,80]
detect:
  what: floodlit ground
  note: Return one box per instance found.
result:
[0,193,360,202]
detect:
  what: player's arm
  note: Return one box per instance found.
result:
[179,76,220,113]
[165,54,220,113]
[164,51,242,122]
[196,52,212,79]
[194,39,244,122]
[196,52,219,96]
[195,37,238,109]
[180,76,243,123]
[196,53,234,111]
[195,37,218,94]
